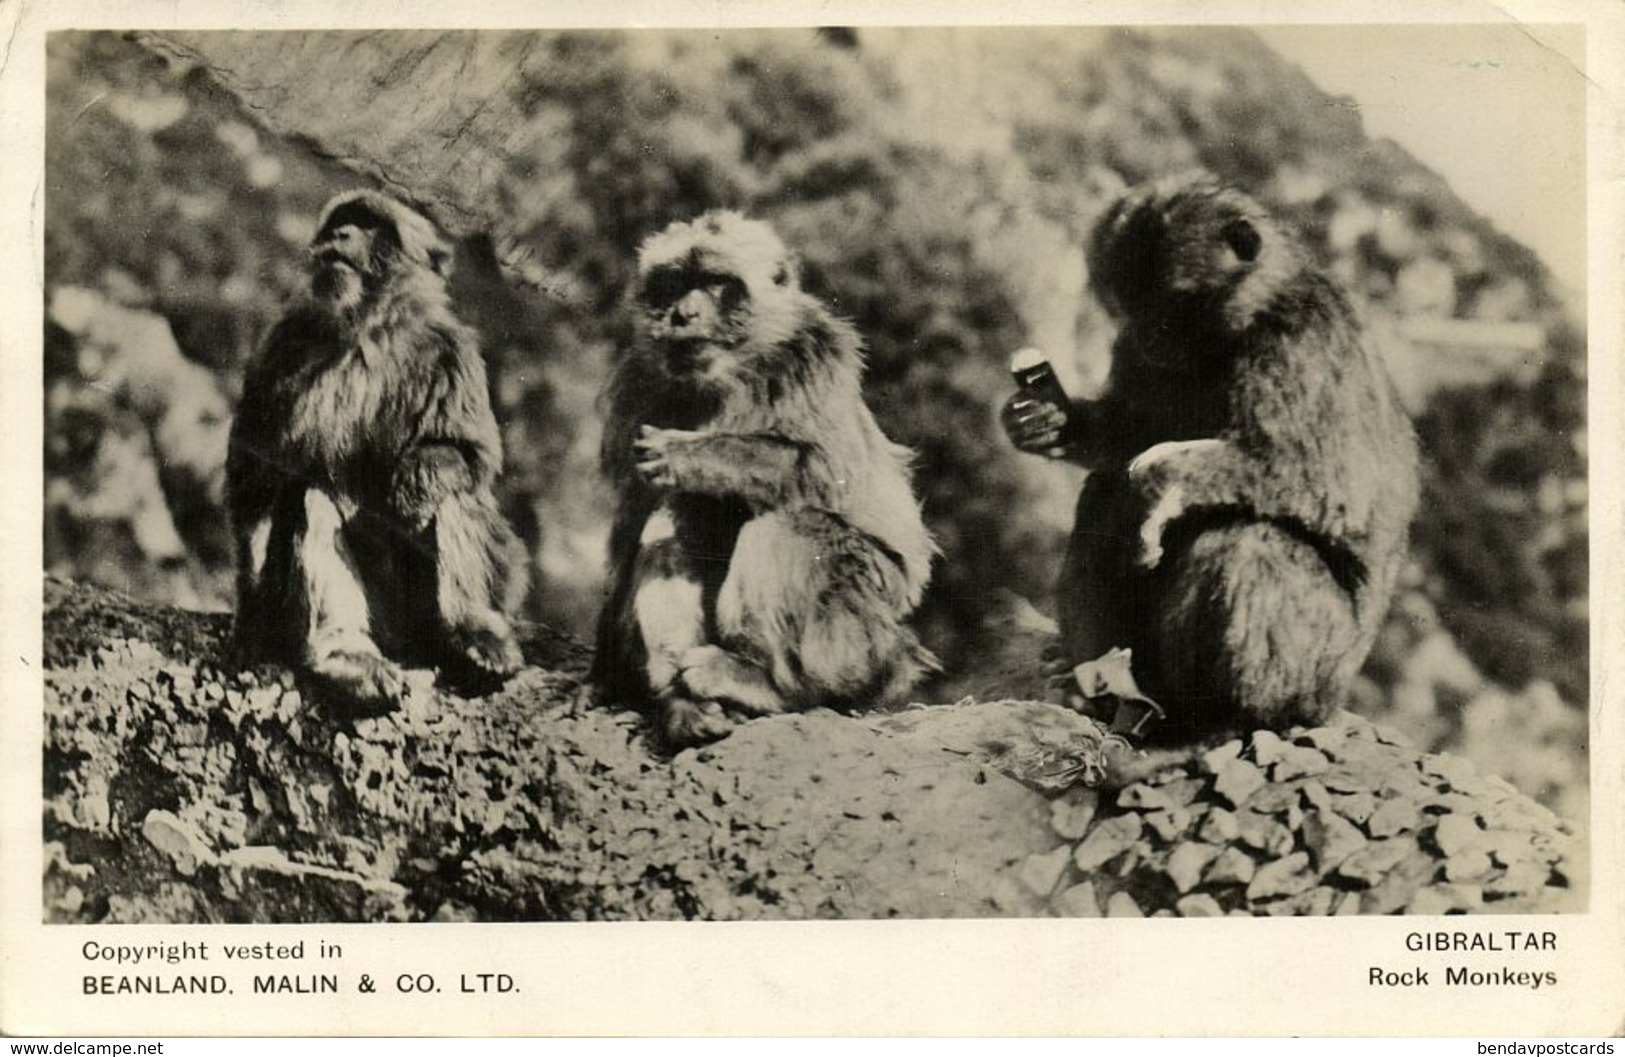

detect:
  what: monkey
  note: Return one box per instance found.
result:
[593,210,938,747]
[1002,174,1419,741]
[225,189,526,709]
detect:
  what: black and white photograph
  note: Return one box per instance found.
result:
[4,0,1622,1038]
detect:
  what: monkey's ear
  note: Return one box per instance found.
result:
[385,198,456,278]
[1222,218,1262,263]
[772,254,800,288]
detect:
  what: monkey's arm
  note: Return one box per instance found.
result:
[224,349,292,592]
[1126,438,1263,567]
[228,307,344,535]
[392,442,487,521]
[634,426,835,509]
[1128,436,1373,602]
[224,349,309,665]
[390,335,504,527]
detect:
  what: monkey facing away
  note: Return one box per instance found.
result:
[1003,174,1419,740]
[594,211,938,747]
[226,190,526,708]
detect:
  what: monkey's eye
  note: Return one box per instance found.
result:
[640,269,688,309]
[708,276,747,314]
[1222,219,1262,263]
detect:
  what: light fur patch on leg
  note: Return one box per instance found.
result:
[298,490,376,659]
[634,573,704,692]
[433,496,497,626]
[244,516,273,590]
[639,506,677,546]
[295,490,405,706]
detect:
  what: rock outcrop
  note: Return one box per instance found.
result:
[43,578,1582,923]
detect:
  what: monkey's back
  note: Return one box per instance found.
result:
[1226,270,1419,600]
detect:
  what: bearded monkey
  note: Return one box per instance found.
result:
[227,190,526,708]
[594,211,938,747]
[1003,175,1418,740]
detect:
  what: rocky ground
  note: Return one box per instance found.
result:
[41,577,1584,922]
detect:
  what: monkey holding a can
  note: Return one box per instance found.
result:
[1002,175,1418,742]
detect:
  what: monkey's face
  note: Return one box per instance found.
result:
[635,212,805,389]
[307,192,453,320]
[309,200,397,312]
[1087,176,1280,344]
[1157,194,1266,304]
[638,261,762,379]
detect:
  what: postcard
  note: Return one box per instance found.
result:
[2,0,1620,1037]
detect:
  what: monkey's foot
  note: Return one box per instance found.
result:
[1070,649,1165,740]
[309,649,408,714]
[678,645,787,717]
[1071,646,1136,698]
[658,695,740,749]
[441,617,524,696]
[1047,676,1086,713]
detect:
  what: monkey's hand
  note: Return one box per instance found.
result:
[1000,393,1071,458]
[392,442,478,527]
[1127,438,1229,568]
[634,426,705,490]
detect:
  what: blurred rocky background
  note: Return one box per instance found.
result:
[44,28,1588,824]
